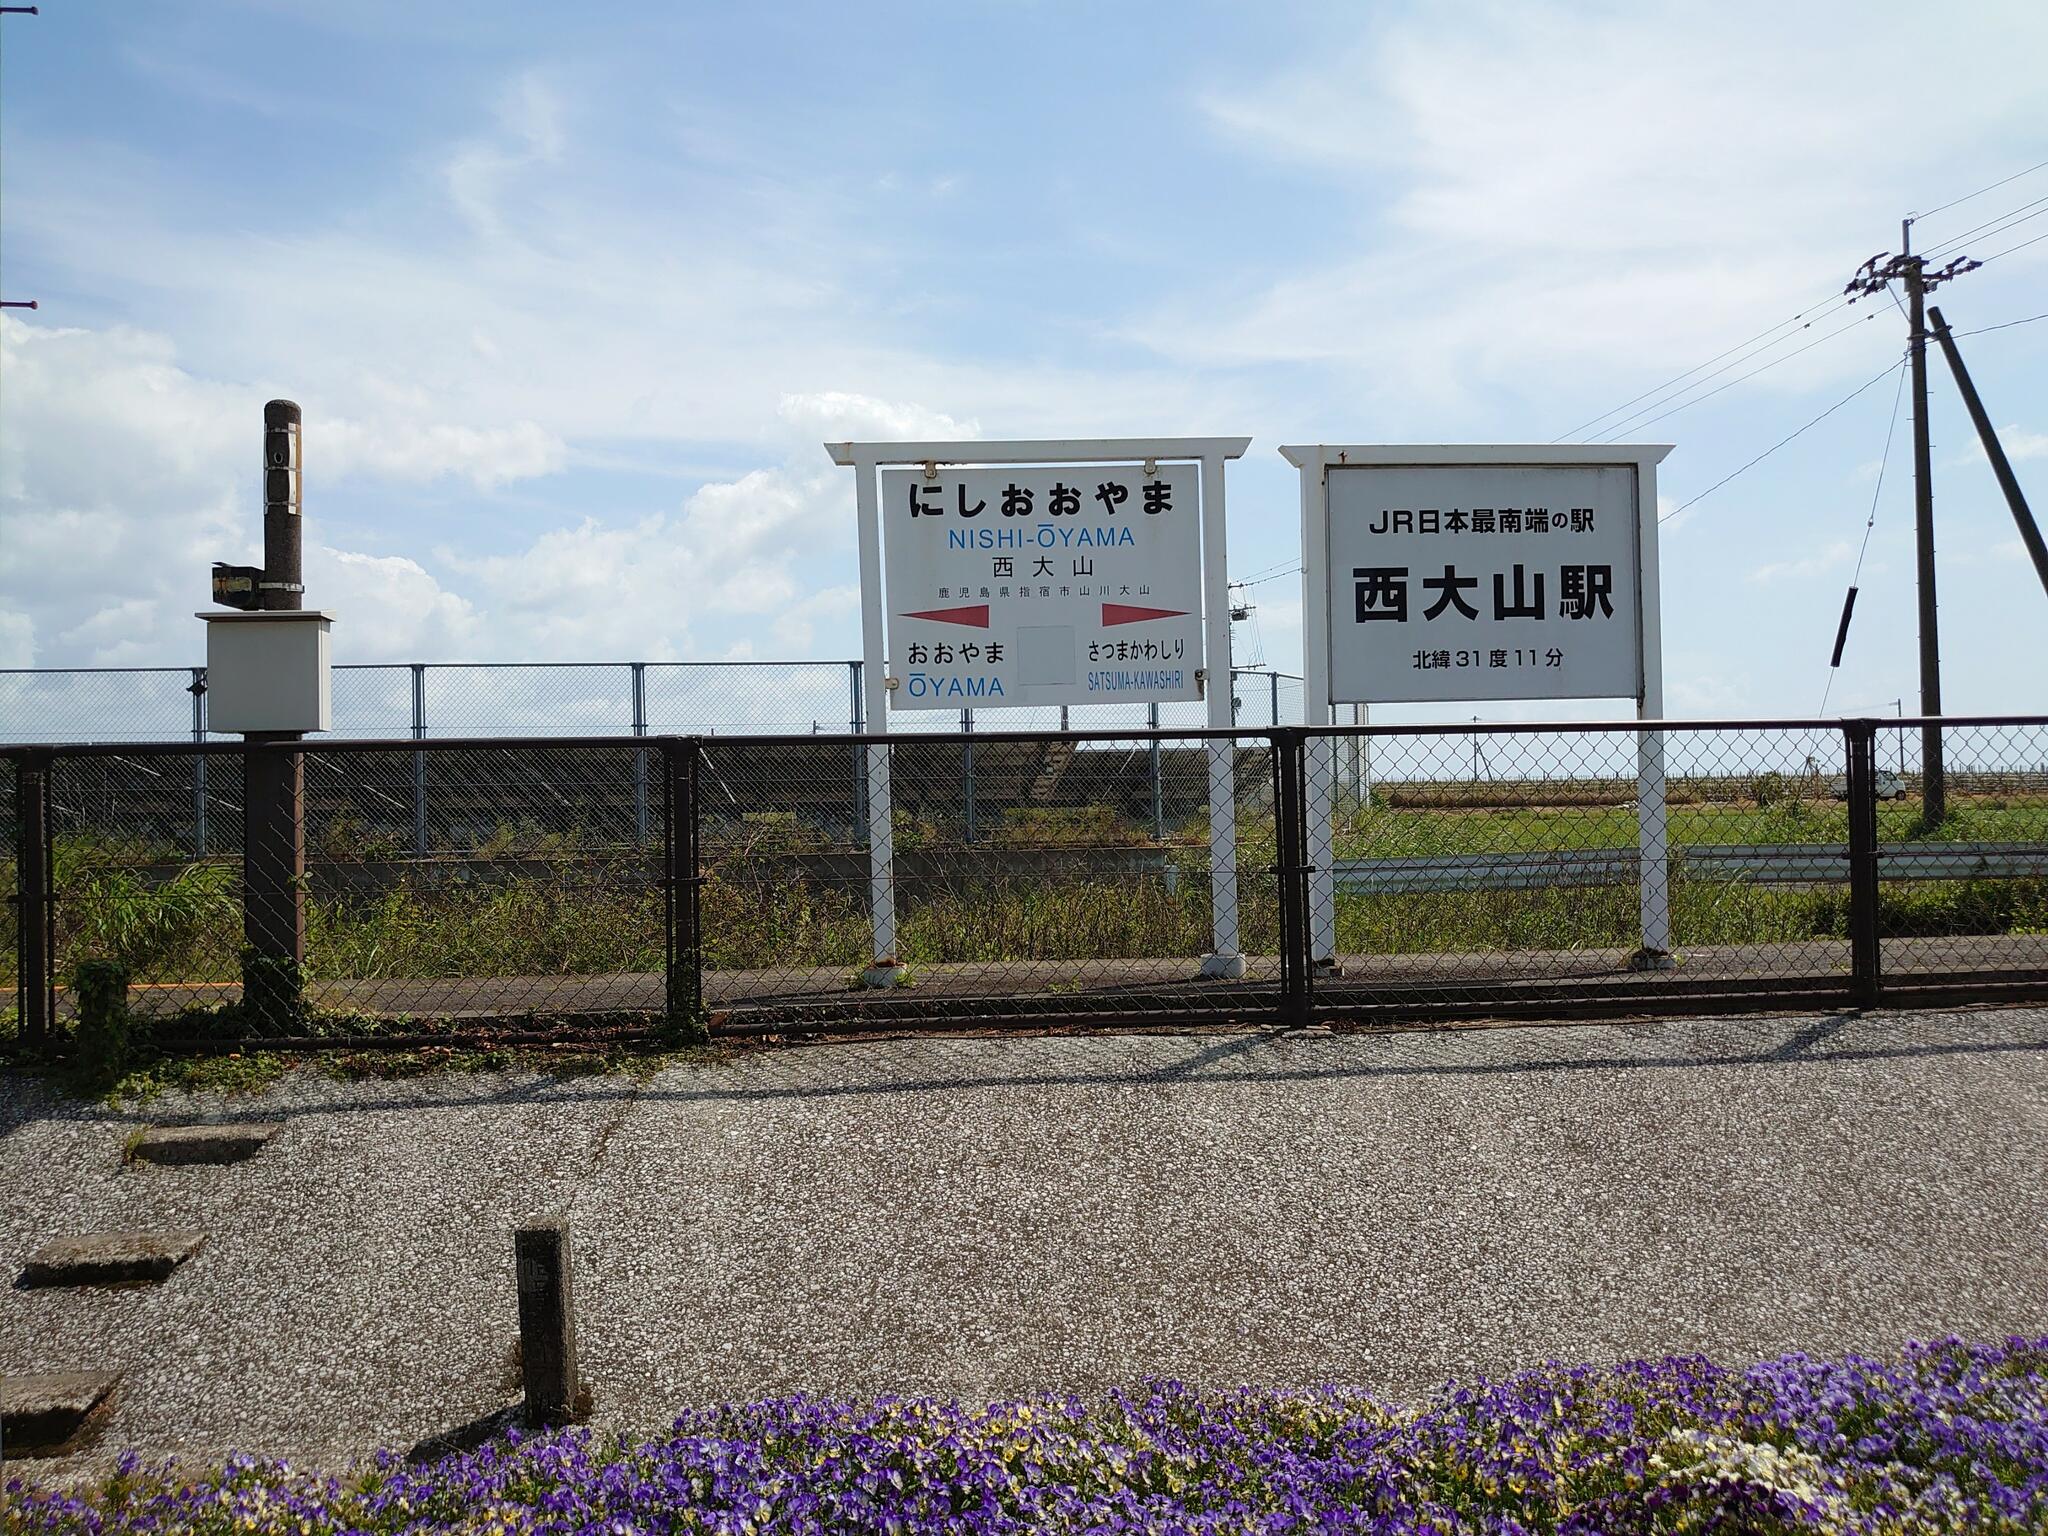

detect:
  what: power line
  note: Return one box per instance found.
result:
[1556,163,2046,448]
[1601,308,1884,440]
[1946,310,2048,338]
[1233,566,1301,590]
[1909,156,2048,223]
[1922,194,2048,259]
[1817,363,1908,716]
[1551,295,1849,442]
[1660,357,1905,525]
[1977,227,2048,265]
[1578,296,1864,443]
[1234,556,1300,586]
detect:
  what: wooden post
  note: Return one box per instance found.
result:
[514,1220,580,1426]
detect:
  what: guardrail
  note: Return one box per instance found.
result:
[1335,842,2048,893]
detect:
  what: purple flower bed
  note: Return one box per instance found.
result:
[11,1338,2047,1534]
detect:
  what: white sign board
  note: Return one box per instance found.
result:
[880,463,1204,709]
[1324,463,1645,704]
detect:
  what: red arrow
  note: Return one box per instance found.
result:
[899,604,991,629]
[1102,603,1188,626]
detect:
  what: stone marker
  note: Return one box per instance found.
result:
[129,1122,282,1166]
[19,1231,207,1288]
[514,1220,579,1426]
[2,1371,119,1454]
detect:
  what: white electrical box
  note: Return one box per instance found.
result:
[198,610,334,734]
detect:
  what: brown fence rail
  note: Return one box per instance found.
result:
[6,716,2046,1053]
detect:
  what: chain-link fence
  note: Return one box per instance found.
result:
[1874,719,2048,989]
[0,662,1309,743]
[7,717,2045,1051]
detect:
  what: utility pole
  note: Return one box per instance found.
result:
[1903,221,1944,826]
[1845,225,1978,828]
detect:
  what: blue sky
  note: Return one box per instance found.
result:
[3,0,2046,725]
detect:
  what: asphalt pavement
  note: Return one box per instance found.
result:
[4,1006,2045,1471]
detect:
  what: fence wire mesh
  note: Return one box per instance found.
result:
[7,717,2044,1053]
[694,732,1282,1026]
[1300,723,1861,1015]
[45,751,243,1018]
[1875,720,2048,986]
[0,669,205,744]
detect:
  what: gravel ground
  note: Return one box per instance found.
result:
[5,1006,2047,1472]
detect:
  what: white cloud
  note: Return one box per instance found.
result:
[1748,540,1855,585]
[1667,671,1748,716]
[321,416,566,488]
[0,309,993,670]
[445,71,567,241]
[1996,425,2048,461]
[1,315,586,668]
[1168,2,2048,417]
[311,549,482,661]
[0,611,33,669]
[770,585,861,655]
[776,390,978,445]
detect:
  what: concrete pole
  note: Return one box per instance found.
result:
[1903,227,1946,826]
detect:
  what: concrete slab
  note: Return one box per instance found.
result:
[129,1122,282,1166]
[19,1231,207,1288]
[2,1371,119,1454]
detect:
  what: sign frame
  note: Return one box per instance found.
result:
[1282,443,1675,971]
[828,437,1252,980]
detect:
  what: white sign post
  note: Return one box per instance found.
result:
[828,437,1251,982]
[1283,444,1674,972]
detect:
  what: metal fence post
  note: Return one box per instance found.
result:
[683,736,703,1024]
[962,707,976,843]
[1271,729,1311,1027]
[663,737,704,1028]
[1270,670,1281,729]
[631,662,649,846]
[850,660,867,844]
[190,667,209,856]
[14,751,53,1044]
[410,664,428,859]
[1846,718,1884,1008]
[1148,702,1164,842]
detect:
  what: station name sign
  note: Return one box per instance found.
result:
[1324,462,1646,704]
[881,463,1204,709]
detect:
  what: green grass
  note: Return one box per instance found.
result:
[1330,796,2048,860]
[39,1037,735,1107]
[7,795,2044,997]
